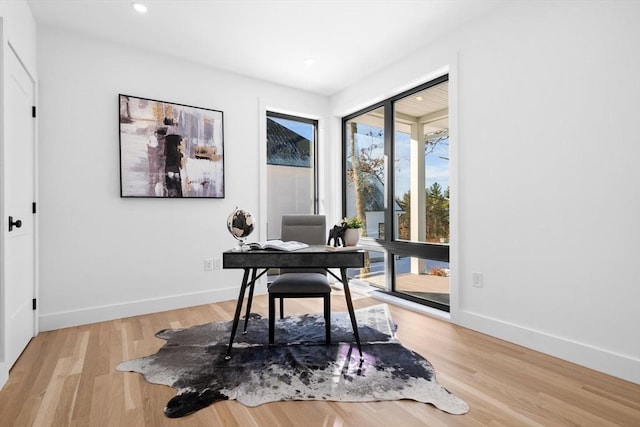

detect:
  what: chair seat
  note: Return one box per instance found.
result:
[268,272,330,294]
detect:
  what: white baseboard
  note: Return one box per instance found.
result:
[38,285,267,332]
[456,310,640,385]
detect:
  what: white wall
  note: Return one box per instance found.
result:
[0,0,36,73]
[36,26,329,331]
[0,0,37,390]
[332,1,640,383]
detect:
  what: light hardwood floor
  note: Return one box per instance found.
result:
[1,295,638,426]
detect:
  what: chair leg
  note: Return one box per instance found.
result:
[269,294,276,344]
[324,294,331,344]
[270,292,330,345]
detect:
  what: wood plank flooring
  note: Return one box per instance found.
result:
[1,295,638,426]
[366,272,450,294]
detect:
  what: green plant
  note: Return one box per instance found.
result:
[342,216,363,229]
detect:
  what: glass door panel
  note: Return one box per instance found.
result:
[348,249,386,289]
[390,81,450,310]
[393,82,449,244]
[345,107,385,239]
[266,112,317,240]
[394,255,449,308]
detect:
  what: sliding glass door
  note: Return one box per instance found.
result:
[343,75,450,311]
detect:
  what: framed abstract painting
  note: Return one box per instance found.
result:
[119,94,225,198]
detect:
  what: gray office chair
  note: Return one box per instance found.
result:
[268,214,331,344]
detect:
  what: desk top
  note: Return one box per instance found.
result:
[223,245,365,269]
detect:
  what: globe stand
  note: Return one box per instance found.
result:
[232,238,249,252]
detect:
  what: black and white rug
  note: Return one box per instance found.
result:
[116,304,469,418]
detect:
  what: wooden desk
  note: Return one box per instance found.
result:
[222,246,365,359]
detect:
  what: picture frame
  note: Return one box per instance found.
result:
[119,94,224,198]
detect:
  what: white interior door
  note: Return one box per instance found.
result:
[5,46,36,367]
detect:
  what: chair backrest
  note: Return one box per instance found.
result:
[281,214,326,245]
[280,214,326,274]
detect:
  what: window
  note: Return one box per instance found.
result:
[345,107,385,239]
[266,112,318,239]
[343,75,450,311]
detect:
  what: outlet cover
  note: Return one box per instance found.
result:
[204,258,214,271]
[472,272,483,288]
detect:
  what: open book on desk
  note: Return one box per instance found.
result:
[325,245,362,252]
[248,240,309,251]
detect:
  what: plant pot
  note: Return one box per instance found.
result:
[344,228,361,246]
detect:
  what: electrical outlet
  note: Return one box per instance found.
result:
[472,272,483,288]
[213,256,222,270]
[204,258,214,271]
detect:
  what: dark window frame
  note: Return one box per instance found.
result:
[341,74,450,311]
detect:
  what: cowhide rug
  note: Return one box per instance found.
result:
[116,304,469,418]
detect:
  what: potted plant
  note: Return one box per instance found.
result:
[342,216,363,246]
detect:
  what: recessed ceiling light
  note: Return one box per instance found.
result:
[304,58,316,67]
[131,2,148,13]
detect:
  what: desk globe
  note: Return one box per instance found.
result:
[227,207,254,251]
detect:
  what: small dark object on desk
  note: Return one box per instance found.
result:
[327,222,347,247]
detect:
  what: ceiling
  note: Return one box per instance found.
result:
[27,0,500,96]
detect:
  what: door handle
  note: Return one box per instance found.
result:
[8,216,22,232]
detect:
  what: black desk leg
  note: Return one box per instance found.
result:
[242,268,258,334]
[340,268,363,359]
[226,268,250,360]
